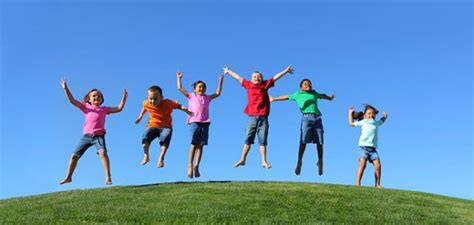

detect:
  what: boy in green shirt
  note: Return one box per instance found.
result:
[271,78,334,176]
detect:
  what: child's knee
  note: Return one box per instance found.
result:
[98,149,108,158]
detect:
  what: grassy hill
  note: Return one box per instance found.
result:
[0,181,472,224]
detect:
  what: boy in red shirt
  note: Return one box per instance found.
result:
[223,65,294,169]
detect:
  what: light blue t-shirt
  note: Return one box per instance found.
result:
[354,119,384,148]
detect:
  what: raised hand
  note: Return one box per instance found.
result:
[223,65,230,74]
[60,78,67,89]
[383,112,388,118]
[329,94,335,100]
[176,70,183,79]
[285,65,294,74]
[349,106,355,113]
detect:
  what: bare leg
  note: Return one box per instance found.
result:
[194,145,203,178]
[140,142,151,165]
[234,144,251,168]
[295,143,306,175]
[157,145,168,168]
[316,144,324,176]
[259,145,271,169]
[356,158,367,186]
[59,154,79,184]
[98,150,112,185]
[187,144,196,178]
[373,159,382,188]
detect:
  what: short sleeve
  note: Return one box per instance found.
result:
[242,79,251,89]
[315,91,322,99]
[79,102,88,112]
[353,120,363,127]
[264,78,275,90]
[288,92,299,101]
[170,100,180,109]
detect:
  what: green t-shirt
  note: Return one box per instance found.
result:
[288,90,322,115]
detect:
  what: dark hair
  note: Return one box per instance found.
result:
[192,80,207,89]
[299,79,312,88]
[254,71,263,76]
[83,89,104,105]
[352,104,379,121]
[148,85,163,96]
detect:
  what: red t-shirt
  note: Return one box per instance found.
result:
[241,78,275,116]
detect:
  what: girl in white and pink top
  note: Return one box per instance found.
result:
[177,71,224,179]
[59,78,127,185]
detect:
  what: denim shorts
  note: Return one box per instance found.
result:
[190,122,210,145]
[360,146,380,163]
[300,114,324,145]
[244,116,269,146]
[73,134,107,158]
[142,127,173,146]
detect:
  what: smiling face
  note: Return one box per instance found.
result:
[300,79,312,91]
[364,108,376,119]
[251,72,263,84]
[193,81,207,95]
[84,89,104,106]
[147,90,163,106]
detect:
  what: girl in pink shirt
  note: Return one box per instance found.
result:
[177,71,224,178]
[59,78,127,185]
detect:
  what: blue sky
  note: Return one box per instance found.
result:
[1,0,472,200]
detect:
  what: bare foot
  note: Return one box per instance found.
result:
[140,156,150,165]
[157,161,164,168]
[187,166,193,179]
[105,179,112,185]
[376,185,382,189]
[233,160,245,168]
[262,162,272,169]
[317,161,323,176]
[194,166,200,178]
[295,164,302,176]
[59,177,72,185]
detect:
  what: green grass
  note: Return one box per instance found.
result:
[1,181,472,224]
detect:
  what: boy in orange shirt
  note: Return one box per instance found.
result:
[135,85,192,167]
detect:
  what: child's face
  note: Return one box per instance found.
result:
[88,91,103,106]
[300,80,312,91]
[147,90,163,106]
[251,72,263,84]
[365,108,376,119]
[194,82,207,95]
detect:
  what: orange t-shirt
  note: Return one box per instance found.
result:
[141,99,180,128]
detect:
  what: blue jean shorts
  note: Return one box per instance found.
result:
[142,127,173,146]
[190,122,210,145]
[73,134,107,158]
[300,114,324,145]
[360,146,380,163]
[244,116,269,146]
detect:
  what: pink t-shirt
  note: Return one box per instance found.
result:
[79,102,111,135]
[187,93,212,124]
[242,78,275,116]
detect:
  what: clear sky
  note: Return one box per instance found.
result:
[1,0,472,200]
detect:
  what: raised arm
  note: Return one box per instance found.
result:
[319,93,335,101]
[223,65,243,84]
[273,65,294,82]
[60,78,82,109]
[176,71,190,98]
[109,88,128,114]
[269,95,289,102]
[210,74,224,100]
[348,106,355,127]
[381,112,388,123]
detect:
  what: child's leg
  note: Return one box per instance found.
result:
[373,159,382,188]
[98,150,112,185]
[356,158,367,186]
[316,144,324,176]
[194,145,203,178]
[234,144,251,167]
[187,144,196,178]
[295,144,306,175]
[141,141,151,165]
[259,145,271,169]
[157,145,168,168]
[60,154,80,184]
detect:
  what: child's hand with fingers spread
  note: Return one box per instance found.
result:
[349,106,355,113]
[60,78,67,89]
[176,71,183,79]
[383,112,388,117]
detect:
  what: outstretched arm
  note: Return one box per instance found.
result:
[178,104,193,116]
[135,107,146,124]
[210,74,224,100]
[109,88,128,114]
[273,65,294,82]
[223,65,243,84]
[381,112,388,123]
[176,71,190,98]
[60,78,82,109]
[348,106,355,127]
[319,93,335,101]
[270,95,289,102]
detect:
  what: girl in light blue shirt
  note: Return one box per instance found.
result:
[348,104,388,188]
